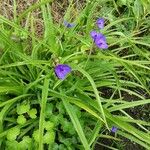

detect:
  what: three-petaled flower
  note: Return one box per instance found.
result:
[64,21,75,28]
[90,31,108,49]
[111,126,118,133]
[54,64,72,80]
[97,18,105,29]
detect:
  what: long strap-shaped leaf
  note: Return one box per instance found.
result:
[71,64,108,129]
[108,99,150,112]
[62,97,90,150]
[39,78,50,150]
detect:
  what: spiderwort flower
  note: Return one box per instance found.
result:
[95,37,108,49]
[97,18,105,29]
[90,31,106,41]
[54,64,72,80]
[90,31,99,41]
[90,30,108,49]
[64,20,75,28]
[111,126,118,133]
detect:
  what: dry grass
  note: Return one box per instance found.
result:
[0,0,43,36]
[0,0,86,37]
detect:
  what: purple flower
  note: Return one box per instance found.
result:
[90,31,105,41]
[111,126,118,133]
[97,18,105,29]
[90,31,98,40]
[55,64,72,80]
[90,31,108,49]
[95,37,108,49]
[64,21,75,28]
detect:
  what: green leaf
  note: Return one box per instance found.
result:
[88,121,102,146]
[118,131,150,149]
[44,121,54,131]
[6,140,19,150]
[0,86,23,95]
[133,0,144,19]
[43,131,55,144]
[19,136,32,149]
[62,97,90,150]
[108,99,150,112]
[17,103,30,115]
[71,64,108,128]
[7,127,20,141]
[39,77,50,150]
[28,108,37,119]
[33,129,39,142]
[17,115,27,125]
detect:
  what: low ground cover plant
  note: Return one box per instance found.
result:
[0,0,150,149]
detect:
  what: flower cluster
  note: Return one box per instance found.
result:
[54,18,108,80]
[90,18,108,49]
[53,18,117,137]
[90,31,108,49]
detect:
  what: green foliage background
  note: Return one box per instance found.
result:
[0,0,150,149]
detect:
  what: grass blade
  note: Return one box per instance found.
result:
[39,77,50,150]
[61,96,90,150]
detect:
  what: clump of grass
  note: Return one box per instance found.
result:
[0,0,150,149]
